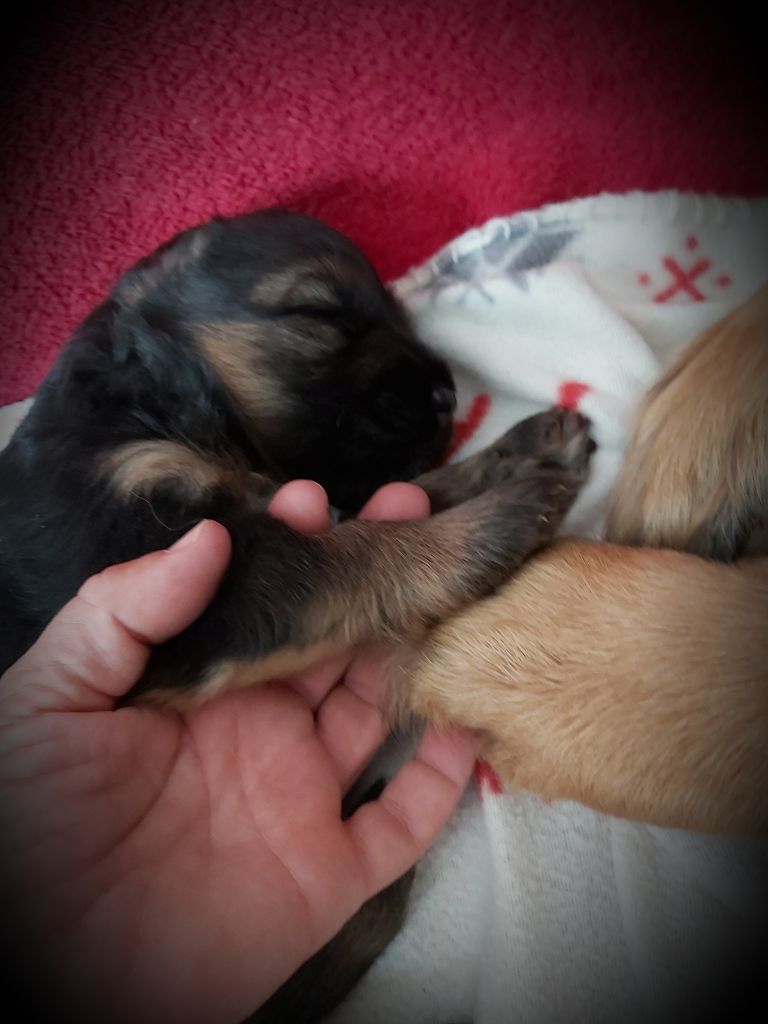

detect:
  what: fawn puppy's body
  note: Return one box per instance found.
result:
[404,283,768,836]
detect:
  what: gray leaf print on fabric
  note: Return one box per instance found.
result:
[432,249,494,303]
[421,220,578,304]
[506,230,576,292]
[481,221,531,264]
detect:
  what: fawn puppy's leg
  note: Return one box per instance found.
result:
[402,291,768,833]
[402,540,768,834]
[606,283,768,559]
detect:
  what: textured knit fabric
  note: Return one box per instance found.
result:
[1,0,767,405]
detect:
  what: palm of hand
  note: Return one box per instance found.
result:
[3,654,397,1023]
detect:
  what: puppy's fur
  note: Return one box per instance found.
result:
[606,282,768,558]
[404,283,768,836]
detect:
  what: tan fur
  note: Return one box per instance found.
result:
[138,640,346,709]
[249,260,337,307]
[196,321,289,427]
[306,517,471,646]
[103,439,242,498]
[404,541,768,834]
[403,287,768,835]
[606,283,768,554]
[102,439,278,510]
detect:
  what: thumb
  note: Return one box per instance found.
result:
[0,520,231,714]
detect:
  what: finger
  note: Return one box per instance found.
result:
[314,650,393,789]
[345,725,478,897]
[358,482,430,521]
[268,480,331,534]
[275,652,354,711]
[1,520,231,715]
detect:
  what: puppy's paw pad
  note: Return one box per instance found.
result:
[535,407,594,475]
[494,407,594,469]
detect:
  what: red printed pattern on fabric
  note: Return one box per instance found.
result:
[444,393,492,461]
[474,759,504,796]
[637,236,733,303]
[557,380,590,410]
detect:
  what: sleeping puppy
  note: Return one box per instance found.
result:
[403,282,768,836]
[0,209,594,1024]
[0,209,593,701]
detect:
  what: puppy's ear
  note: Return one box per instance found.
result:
[106,221,237,406]
[107,300,208,396]
[113,221,212,311]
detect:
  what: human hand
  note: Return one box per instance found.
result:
[0,481,476,1024]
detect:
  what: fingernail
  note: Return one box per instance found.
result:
[167,520,206,552]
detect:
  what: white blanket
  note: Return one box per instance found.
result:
[3,191,768,1022]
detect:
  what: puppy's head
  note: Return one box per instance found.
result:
[113,210,455,511]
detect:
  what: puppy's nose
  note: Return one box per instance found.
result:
[432,386,457,417]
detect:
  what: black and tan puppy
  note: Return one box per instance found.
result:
[0,210,593,1023]
[0,210,592,704]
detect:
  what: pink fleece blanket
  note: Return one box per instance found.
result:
[1,0,766,405]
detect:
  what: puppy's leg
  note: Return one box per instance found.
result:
[414,407,593,512]
[247,873,412,1024]
[248,781,413,1024]
[129,408,593,706]
[402,540,768,835]
[606,282,768,559]
[244,416,596,1022]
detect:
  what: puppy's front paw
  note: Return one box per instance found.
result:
[468,407,595,495]
[537,406,595,476]
[501,464,584,543]
[463,410,594,583]
[503,408,595,522]
[499,407,594,478]
[416,407,595,515]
